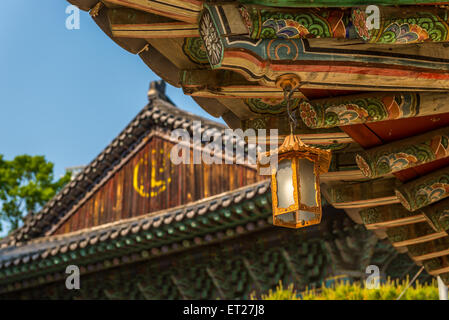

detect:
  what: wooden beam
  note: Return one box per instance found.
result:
[395,166,449,212]
[356,126,449,179]
[424,256,449,276]
[386,222,447,247]
[243,122,354,144]
[328,178,400,209]
[182,70,306,99]
[91,4,148,54]
[112,23,199,38]
[359,204,426,230]
[68,0,98,11]
[192,97,229,118]
[421,197,449,233]
[298,92,449,129]
[108,7,199,38]
[320,170,366,183]
[408,237,449,262]
[139,44,181,87]
[104,0,202,24]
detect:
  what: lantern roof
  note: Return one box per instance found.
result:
[259,134,332,175]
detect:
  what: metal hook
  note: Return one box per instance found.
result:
[283,83,302,135]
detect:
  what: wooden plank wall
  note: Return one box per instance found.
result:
[53,136,261,235]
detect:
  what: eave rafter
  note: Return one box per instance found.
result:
[386,222,447,247]
[359,204,427,230]
[104,0,202,24]
[108,7,199,38]
[327,178,400,209]
[356,126,449,179]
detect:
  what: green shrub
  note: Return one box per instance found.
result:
[256,278,439,300]
[252,282,301,300]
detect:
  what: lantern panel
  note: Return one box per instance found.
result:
[276,212,296,224]
[298,158,318,208]
[298,210,316,222]
[276,159,295,209]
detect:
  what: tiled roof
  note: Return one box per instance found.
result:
[0,180,272,293]
[1,81,230,247]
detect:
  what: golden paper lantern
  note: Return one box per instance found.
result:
[259,134,331,229]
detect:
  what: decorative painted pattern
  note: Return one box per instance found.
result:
[242,118,268,131]
[407,237,449,261]
[182,37,210,65]
[241,7,349,39]
[199,10,223,67]
[395,167,449,211]
[386,222,441,245]
[352,8,370,40]
[356,129,449,178]
[365,11,449,44]
[199,5,449,89]
[359,204,426,229]
[244,97,300,114]
[329,178,398,208]
[421,198,449,232]
[299,93,419,129]
[240,6,449,44]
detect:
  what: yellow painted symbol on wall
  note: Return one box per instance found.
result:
[133,148,173,198]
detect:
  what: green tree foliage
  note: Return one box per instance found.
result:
[255,278,439,300]
[0,155,71,233]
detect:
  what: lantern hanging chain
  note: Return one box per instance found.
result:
[396,266,425,300]
[283,83,302,135]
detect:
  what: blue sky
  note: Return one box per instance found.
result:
[0,0,220,180]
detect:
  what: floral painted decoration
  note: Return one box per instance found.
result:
[352,8,370,41]
[299,101,318,128]
[262,19,310,39]
[383,22,430,43]
[376,152,419,174]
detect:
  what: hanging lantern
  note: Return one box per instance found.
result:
[257,74,332,229]
[259,134,331,228]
